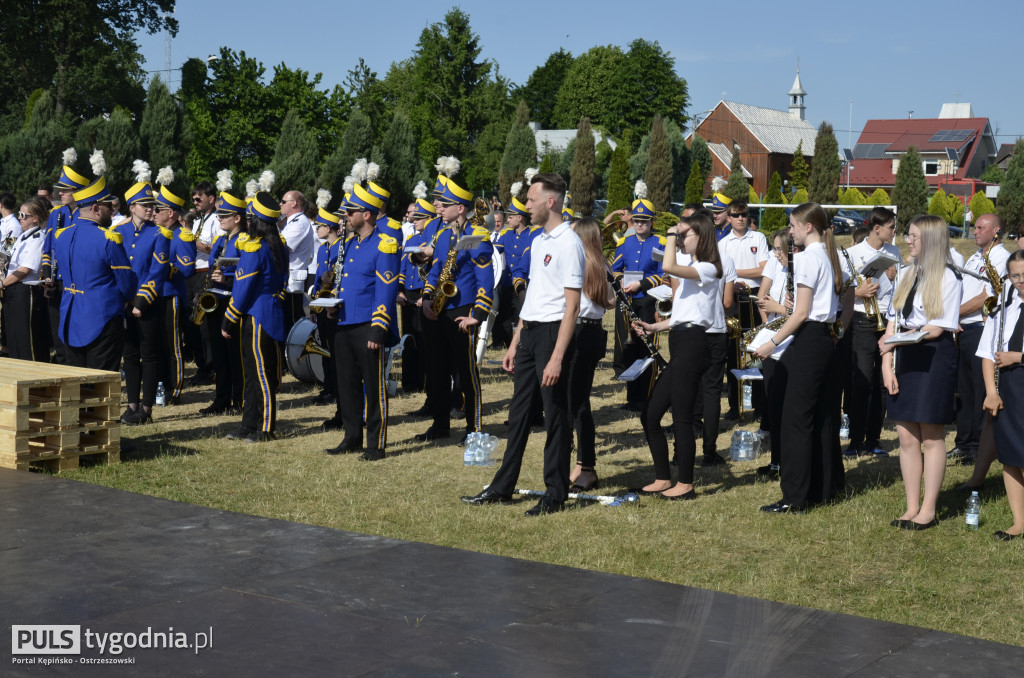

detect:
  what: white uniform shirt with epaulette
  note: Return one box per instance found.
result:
[0,212,20,241]
[962,243,1010,325]
[6,226,44,282]
[280,212,314,293]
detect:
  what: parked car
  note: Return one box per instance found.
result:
[592,199,608,218]
[831,209,866,234]
[948,224,963,238]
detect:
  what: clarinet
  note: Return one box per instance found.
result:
[607,271,667,369]
[993,278,1011,395]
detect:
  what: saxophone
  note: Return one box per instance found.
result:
[981,245,1004,317]
[742,239,793,353]
[430,199,486,316]
[310,237,345,314]
[191,260,221,326]
[0,233,16,272]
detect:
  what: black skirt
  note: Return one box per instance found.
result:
[995,367,1024,467]
[886,332,956,425]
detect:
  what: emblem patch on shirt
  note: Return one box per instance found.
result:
[750,246,757,254]
[544,254,552,266]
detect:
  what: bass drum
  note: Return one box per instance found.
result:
[284,317,326,384]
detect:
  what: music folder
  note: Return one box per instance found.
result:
[859,251,900,280]
[617,358,654,382]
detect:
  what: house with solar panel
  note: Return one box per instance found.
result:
[847,104,998,200]
[687,69,818,197]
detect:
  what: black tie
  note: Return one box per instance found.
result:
[1009,305,1024,352]
[901,277,918,323]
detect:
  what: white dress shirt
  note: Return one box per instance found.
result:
[846,240,902,315]
[519,221,584,323]
[887,267,963,331]
[793,242,838,323]
[280,212,315,293]
[961,244,1010,325]
[192,211,220,270]
[976,293,1024,361]
[718,228,769,288]
[6,226,44,282]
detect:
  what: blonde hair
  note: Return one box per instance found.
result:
[573,217,614,309]
[893,215,950,321]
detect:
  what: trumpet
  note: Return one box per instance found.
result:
[841,246,886,332]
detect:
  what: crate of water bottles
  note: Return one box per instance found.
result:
[729,429,765,462]
[464,432,500,467]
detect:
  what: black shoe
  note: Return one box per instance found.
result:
[661,489,697,501]
[244,431,275,444]
[122,408,152,425]
[524,496,565,516]
[627,487,670,497]
[456,431,473,446]
[312,391,335,406]
[409,404,432,417]
[359,448,385,461]
[226,427,254,440]
[899,517,939,531]
[165,395,181,406]
[994,530,1021,541]
[701,453,727,466]
[756,463,780,480]
[324,439,362,455]
[461,489,513,506]
[199,403,230,416]
[120,407,137,424]
[722,409,739,421]
[955,455,977,467]
[890,518,911,528]
[946,447,966,460]
[415,426,450,442]
[188,371,215,387]
[843,446,869,458]
[321,418,344,431]
[760,500,805,514]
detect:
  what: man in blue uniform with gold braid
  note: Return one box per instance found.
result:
[53,177,137,371]
[611,196,665,411]
[396,198,436,394]
[118,178,170,425]
[322,183,400,461]
[222,191,288,443]
[419,175,495,444]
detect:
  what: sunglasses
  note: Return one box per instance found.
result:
[17,211,34,220]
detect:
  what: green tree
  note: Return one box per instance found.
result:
[928,187,949,219]
[748,185,760,203]
[840,186,866,205]
[270,109,319,196]
[723,146,749,203]
[684,160,704,205]
[372,110,420,219]
[808,122,841,206]
[0,91,72,197]
[594,139,613,197]
[980,163,1005,184]
[139,77,182,173]
[998,139,1024,232]
[570,118,596,217]
[554,138,576,184]
[498,101,538,206]
[552,45,624,129]
[92,107,140,200]
[690,133,712,180]
[539,153,554,173]
[968,191,996,220]
[868,188,890,206]
[605,39,688,140]
[789,139,809,191]
[891,146,929,232]
[644,117,672,213]
[762,171,787,235]
[520,49,573,130]
[318,109,373,203]
[628,120,689,199]
[791,187,809,205]
[605,142,632,215]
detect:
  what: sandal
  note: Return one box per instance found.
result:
[570,467,599,492]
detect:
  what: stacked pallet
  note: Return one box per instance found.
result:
[0,359,121,472]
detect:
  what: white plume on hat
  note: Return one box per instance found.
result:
[412,181,427,200]
[510,181,523,198]
[524,167,538,184]
[710,176,726,193]
[216,169,233,193]
[132,159,151,183]
[245,179,258,199]
[634,180,648,200]
[351,158,369,183]
[258,170,275,192]
[443,156,461,178]
[156,165,174,187]
[342,175,355,194]
[316,189,332,210]
[90,149,106,177]
[366,162,380,182]
[62,147,78,166]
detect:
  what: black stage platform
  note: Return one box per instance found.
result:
[1,469,1020,676]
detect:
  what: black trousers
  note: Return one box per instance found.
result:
[331,322,386,451]
[614,296,658,405]
[184,273,211,373]
[426,304,481,433]
[398,288,424,393]
[124,299,164,408]
[491,284,517,349]
[777,322,844,507]
[568,323,607,467]
[761,357,784,466]
[848,312,886,450]
[3,283,50,362]
[161,296,186,399]
[314,312,338,398]
[954,324,985,456]
[835,324,854,416]
[65,315,124,372]
[240,316,280,434]
[488,321,575,502]
[45,282,65,363]
[208,297,243,408]
[285,291,304,338]
[642,326,709,483]
[696,332,728,456]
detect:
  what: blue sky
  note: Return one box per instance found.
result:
[138,0,1024,152]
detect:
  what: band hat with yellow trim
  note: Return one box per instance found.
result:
[562,206,576,221]
[315,207,341,229]
[216,191,247,216]
[505,196,529,217]
[710,192,732,212]
[55,166,91,191]
[366,181,391,206]
[332,193,353,216]
[437,176,472,207]
[155,185,186,211]
[249,191,282,224]
[124,182,156,206]
[411,199,437,220]
[631,199,656,221]
[343,183,384,213]
[72,176,115,207]
[432,175,449,195]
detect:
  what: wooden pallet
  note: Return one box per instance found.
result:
[0,359,121,472]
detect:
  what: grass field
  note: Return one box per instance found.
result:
[58,318,1024,648]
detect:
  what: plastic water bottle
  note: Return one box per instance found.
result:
[155,382,166,407]
[474,433,488,465]
[729,431,744,461]
[966,491,981,529]
[481,434,500,466]
[742,382,752,410]
[840,414,850,441]
[463,433,477,466]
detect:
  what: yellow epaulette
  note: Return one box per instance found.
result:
[50,205,60,214]
[657,235,666,246]
[498,227,511,237]
[240,236,263,253]
[280,235,288,247]
[178,228,196,242]
[236,233,250,245]
[530,226,541,233]
[104,228,123,245]
[377,233,398,254]
[55,226,72,239]
[471,225,490,239]
[158,226,173,239]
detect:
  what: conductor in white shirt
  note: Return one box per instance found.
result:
[279,190,315,335]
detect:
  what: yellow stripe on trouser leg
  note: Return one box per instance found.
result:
[253,323,272,432]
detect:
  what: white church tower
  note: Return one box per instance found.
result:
[788,64,807,121]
